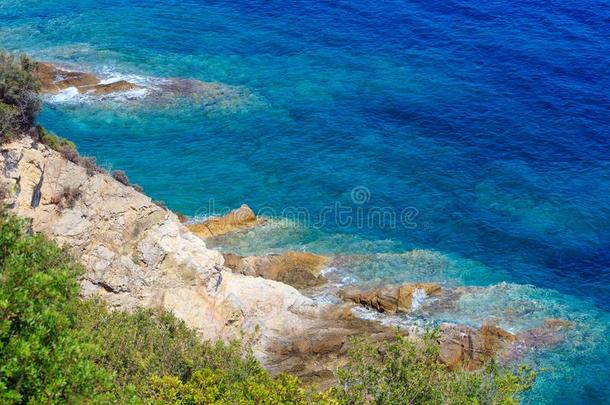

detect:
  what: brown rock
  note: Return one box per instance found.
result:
[439,323,516,370]
[33,62,140,96]
[56,71,100,90]
[514,319,572,351]
[187,204,259,238]
[222,251,329,289]
[34,62,100,93]
[479,322,517,353]
[88,80,139,95]
[397,283,441,312]
[342,282,441,313]
[267,308,406,388]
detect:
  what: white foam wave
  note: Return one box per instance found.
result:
[48,86,80,103]
[411,288,428,311]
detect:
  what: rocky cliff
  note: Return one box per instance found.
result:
[0,137,357,369]
[0,136,568,384]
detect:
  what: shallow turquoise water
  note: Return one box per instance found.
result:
[1,0,609,402]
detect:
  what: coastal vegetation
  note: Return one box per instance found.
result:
[0,50,535,404]
[0,211,534,404]
[0,53,40,140]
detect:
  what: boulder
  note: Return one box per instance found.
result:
[439,322,517,370]
[341,282,441,313]
[187,204,260,238]
[222,251,329,289]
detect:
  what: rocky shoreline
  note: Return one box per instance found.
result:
[33,62,254,107]
[0,135,571,386]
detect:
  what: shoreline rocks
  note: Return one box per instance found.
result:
[223,251,329,290]
[187,204,261,238]
[341,282,442,314]
[439,323,518,370]
[32,61,255,109]
[34,62,141,96]
[0,135,574,386]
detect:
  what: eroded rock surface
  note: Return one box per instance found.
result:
[223,251,329,289]
[341,282,442,313]
[0,138,348,371]
[439,323,518,370]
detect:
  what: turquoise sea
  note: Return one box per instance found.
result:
[1,0,609,402]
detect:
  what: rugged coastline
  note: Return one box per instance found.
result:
[0,134,570,385]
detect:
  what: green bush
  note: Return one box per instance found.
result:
[0,52,41,140]
[0,213,113,403]
[331,331,535,405]
[0,211,535,404]
[146,369,310,405]
[36,125,77,155]
[75,301,264,396]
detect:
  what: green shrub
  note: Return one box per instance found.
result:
[0,103,19,139]
[36,124,77,155]
[146,369,309,405]
[331,331,535,405]
[75,300,333,404]
[0,52,41,140]
[77,301,251,391]
[0,213,113,404]
[0,211,535,404]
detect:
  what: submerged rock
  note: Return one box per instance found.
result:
[88,80,139,95]
[544,318,574,329]
[33,61,254,109]
[341,282,442,313]
[223,251,329,289]
[187,204,260,238]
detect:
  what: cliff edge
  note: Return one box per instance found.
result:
[0,137,348,369]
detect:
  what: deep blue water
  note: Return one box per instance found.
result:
[1,0,609,402]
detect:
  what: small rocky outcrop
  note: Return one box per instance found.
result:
[439,323,518,370]
[223,251,329,289]
[88,80,139,95]
[439,319,574,370]
[266,304,406,387]
[187,204,260,238]
[34,62,140,96]
[341,282,442,313]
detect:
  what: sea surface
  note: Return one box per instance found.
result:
[1,0,609,402]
